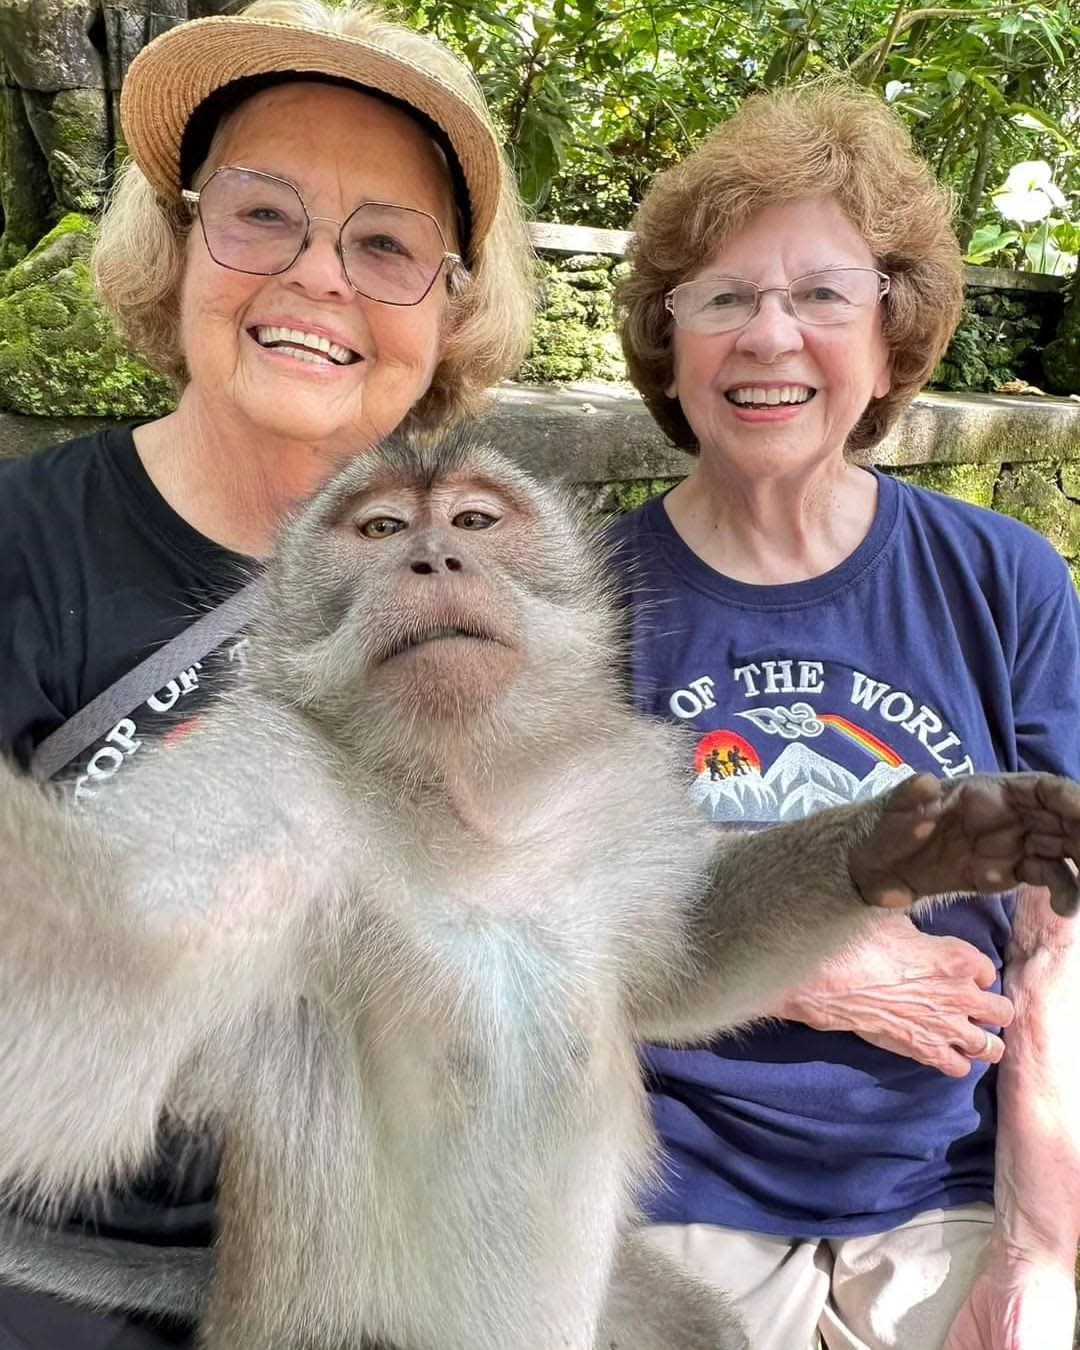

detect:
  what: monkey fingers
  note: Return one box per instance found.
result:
[946,774,1080,916]
[851,773,1080,914]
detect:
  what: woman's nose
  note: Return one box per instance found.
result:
[734,290,804,362]
[283,220,352,299]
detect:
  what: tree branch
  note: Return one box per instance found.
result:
[849,0,1036,75]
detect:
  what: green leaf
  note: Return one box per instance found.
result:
[1006,104,1077,152]
[965,224,1020,264]
[1051,221,1080,254]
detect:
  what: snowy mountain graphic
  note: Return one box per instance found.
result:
[763,743,860,802]
[852,761,915,802]
[690,771,778,823]
[691,742,914,824]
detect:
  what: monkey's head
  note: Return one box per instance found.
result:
[254,429,618,763]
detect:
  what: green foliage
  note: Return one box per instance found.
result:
[931,293,1042,391]
[0,213,175,418]
[404,0,1080,235]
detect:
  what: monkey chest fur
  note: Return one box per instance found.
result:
[225,854,652,1350]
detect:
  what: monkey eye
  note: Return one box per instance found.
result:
[358,516,407,538]
[452,510,498,531]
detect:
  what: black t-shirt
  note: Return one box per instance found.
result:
[1,424,253,784]
[0,426,253,1339]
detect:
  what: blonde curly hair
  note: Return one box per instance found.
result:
[92,0,535,431]
[616,81,964,453]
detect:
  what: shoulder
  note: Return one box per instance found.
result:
[0,428,138,760]
[0,428,129,618]
[603,493,669,552]
[889,473,1071,604]
[601,493,676,596]
[0,427,127,538]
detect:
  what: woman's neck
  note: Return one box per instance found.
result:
[132,393,355,558]
[663,455,878,585]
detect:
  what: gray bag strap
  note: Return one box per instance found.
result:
[29,576,266,784]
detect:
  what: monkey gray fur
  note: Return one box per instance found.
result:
[1,428,1077,1350]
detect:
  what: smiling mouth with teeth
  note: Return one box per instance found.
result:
[251,325,360,367]
[726,385,816,409]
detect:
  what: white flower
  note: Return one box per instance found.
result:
[884,80,910,103]
[993,161,1068,224]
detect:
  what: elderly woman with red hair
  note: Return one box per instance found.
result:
[613,83,1080,1350]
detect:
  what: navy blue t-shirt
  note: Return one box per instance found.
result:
[609,468,1080,1238]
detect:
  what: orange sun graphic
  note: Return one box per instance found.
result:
[694,730,761,776]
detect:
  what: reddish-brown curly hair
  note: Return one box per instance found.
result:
[616,81,964,452]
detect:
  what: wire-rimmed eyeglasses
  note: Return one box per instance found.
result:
[181,166,469,307]
[664,268,891,335]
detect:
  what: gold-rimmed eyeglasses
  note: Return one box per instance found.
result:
[664,268,891,335]
[182,166,469,307]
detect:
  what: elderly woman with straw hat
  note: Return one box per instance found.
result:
[0,1,533,1343]
[612,84,1080,1350]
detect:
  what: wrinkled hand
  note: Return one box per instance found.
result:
[851,774,1080,918]
[943,1248,1077,1350]
[773,917,1013,1076]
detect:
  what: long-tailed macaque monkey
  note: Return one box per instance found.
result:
[1,430,1078,1350]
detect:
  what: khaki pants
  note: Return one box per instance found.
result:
[644,1204,993,1350]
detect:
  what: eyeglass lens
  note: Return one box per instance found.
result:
[195,168,451,305]
[671,269,885,333]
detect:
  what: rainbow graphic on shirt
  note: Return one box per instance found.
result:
[818,715,903,766]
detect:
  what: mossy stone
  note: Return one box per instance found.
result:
[553,266,612,291]
[0,212,175,418]
[538,274,593,325]
[558,253,616,275]
[1042,273,1080,395]
[1060,464,1080,500]
[25,86,109,212]
[519,317,625,383]
[890,462,999,509]
[0,83,54,263]
[992,462,1080,555]
[0,207,92,295]
[605,478,678,514]
[522,258,623,382]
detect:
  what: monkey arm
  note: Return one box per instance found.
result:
[0,756,288,1214]
[630,773,1080,1044]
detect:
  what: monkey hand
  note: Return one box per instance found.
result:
[850,773,1080,918]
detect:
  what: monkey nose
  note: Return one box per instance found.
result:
[410,554,463,575]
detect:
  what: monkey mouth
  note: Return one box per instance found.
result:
[381,624,504,661]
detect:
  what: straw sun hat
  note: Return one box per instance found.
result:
[119,14,504,255]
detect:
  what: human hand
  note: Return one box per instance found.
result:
[850,773,1080,918]
[943,1245,1077,1350]
[772,917,1013,1076]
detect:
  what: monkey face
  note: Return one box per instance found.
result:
[343,469,529,718]
[260,431,609,744]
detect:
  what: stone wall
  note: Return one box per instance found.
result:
[1,221,1079,589]
[523,251,1074,396]
[481,382,1080,587]
[0,1,229,262]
